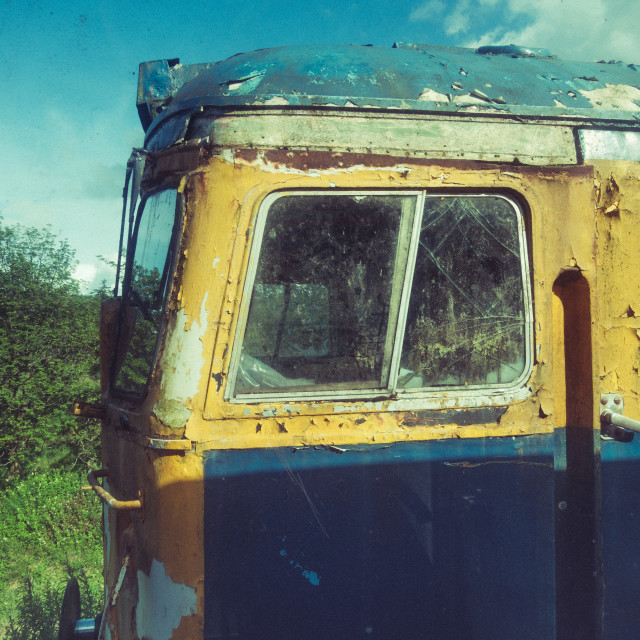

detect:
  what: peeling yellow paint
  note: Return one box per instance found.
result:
[104,149,600,496]
[124,150,595,450]
[102,134,640,638]
[592,160,640,419]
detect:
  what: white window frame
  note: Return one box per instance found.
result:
[225,190,533,406]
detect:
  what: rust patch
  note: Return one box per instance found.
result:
[231,148,594,176]
[210,372,225,392]
[402,407,507,427]
[144,146,202,185]
[230,148,260,163]
[597,173,621,216]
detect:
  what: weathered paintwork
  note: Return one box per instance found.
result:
[139,43,640,151]
[89,43,640,640]
[591,157,640,638]
[204,435,556,639]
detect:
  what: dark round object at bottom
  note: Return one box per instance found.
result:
[58,578,81,640]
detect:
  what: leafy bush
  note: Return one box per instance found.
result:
[0,469,103,636]
[4,567,100,640]
[0,219,102,482]
[3,576,61,640]
[0,221,105,636]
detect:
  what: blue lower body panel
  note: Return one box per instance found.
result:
[204,436,555,639]
[601,438,640,640]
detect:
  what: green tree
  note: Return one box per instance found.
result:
[0,220,101,482]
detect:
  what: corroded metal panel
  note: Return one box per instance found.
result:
[139,43,640,146]
[208,113,578,165]
[589,158,640,639]
[99,433,204,640]
[177,152,595,450]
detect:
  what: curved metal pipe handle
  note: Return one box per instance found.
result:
[601,410,640,434]
[87,469,143,511]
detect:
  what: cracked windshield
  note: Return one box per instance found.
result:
[400,195,527,388]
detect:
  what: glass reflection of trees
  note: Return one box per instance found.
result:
[238,195,406,392]
[114,190,178,395]
[400,196,526,387]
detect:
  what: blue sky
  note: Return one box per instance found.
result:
[2,0,639,289]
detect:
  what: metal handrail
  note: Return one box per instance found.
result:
[86,469,143,511]
[602,410,640,434]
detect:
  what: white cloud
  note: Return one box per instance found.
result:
[409,0,497,37]
[0,90,141,293]
[443,0,472,35]
[73,263,98,287]
[467,0,640,63]
[73,254,119,293]
[410,0,446,22]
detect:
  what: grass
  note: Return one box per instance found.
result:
[0,468,103,639]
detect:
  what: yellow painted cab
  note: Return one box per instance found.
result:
[65,43,640,640]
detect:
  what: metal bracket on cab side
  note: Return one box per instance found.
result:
[601,394,636,442]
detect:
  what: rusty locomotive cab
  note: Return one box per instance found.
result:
[67,43,640,640]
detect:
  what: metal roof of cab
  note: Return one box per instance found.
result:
[138,42,640,145]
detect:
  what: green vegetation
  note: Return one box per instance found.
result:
[0,221,103,478]
[0,220,104,637]
[0,469,103,638]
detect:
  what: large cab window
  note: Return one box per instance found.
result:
[230,191,531,401]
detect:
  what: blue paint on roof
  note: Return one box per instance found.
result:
[138,43,640,142]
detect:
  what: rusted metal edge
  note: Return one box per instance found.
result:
[72,400,107,419]
[107,426,193,451]
[142,434,193,451]
[86,469,143,511]
[140,44,640,139]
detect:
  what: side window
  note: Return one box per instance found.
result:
[113,189,179,395]
[230,191,530,400]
